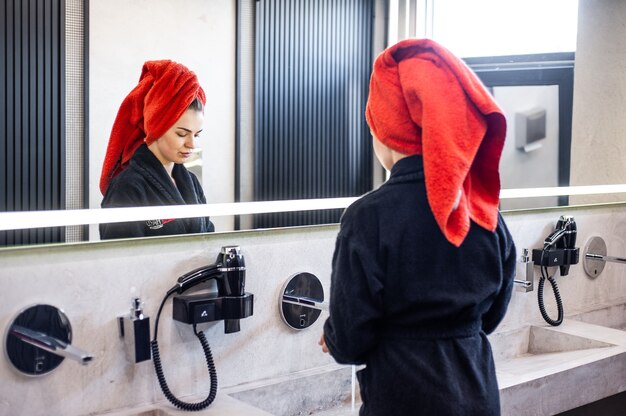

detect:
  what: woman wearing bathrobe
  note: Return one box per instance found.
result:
[99,60,214,240]
[320,39,516,415]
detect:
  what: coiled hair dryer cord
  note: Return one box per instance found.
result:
[537,251,564,326]
[151,291,217,411]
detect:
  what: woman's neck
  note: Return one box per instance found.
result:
[147,142,176,182]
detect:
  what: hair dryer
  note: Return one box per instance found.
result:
[152,245,253,411]
[542,215,577,276]
[171,246,252,334]
[175,246,246,296]
[533,215,579,326]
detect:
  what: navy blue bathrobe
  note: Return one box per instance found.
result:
[100,144,215,240]
[323,155,516,416]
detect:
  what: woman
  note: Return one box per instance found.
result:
[320,39,516,415]
[99,60,214,240]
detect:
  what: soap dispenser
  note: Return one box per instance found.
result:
[118,297,151,363]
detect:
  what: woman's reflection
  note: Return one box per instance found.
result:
[99,60,215,240]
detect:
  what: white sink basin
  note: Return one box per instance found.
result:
[491,322,626,416]
[571,303,626,331]
[489,325,615,383]
[225,364,356,416]
[134,411,172,416]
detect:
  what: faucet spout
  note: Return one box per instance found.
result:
[10,325,94,365]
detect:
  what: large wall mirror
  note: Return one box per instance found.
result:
[2,0,625,248]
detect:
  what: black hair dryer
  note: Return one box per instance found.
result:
[172,246,254,333]
[530,216,579,326]
[532,215,579,276]
[151,246,254,411]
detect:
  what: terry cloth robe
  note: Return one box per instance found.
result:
[100,144,215,240]
[323,155,516,416]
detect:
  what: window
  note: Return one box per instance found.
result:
[390,0,578,57]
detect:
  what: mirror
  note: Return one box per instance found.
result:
[3,0,626,247]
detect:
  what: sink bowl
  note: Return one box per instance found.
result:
[134,411,172,416]
[491,323,626,416]
[489,325,614,382]
[225,364,358,416]
[571,303,626,331]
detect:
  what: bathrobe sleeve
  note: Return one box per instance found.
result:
[323,209,385,365]
[481,213,516,334]
[99,181,152,239]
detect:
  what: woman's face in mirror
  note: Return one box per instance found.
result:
[148,108,204,166]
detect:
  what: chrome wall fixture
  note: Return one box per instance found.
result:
[4,304,93,376]
[583,236,626,278]
[279,272,326,330]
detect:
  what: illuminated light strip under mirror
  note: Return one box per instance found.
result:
[2,185,626,233]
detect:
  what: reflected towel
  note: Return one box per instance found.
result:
[100,60,206,195]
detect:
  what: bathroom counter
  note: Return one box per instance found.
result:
[495,318,626,416]
[81,317,626,416]
[100,393,273,416]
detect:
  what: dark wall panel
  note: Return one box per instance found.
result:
[254,0,374,228]
[1,0,65,246]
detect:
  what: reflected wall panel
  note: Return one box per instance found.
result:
[1,0,65,246]
[254,0,374,228]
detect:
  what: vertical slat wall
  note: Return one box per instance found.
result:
[254,0,373,228]
[1,0,65,246]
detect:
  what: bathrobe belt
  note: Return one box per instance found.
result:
[382,321,482,340]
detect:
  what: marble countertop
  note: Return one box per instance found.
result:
[496,318,626,416]
[100,394,273,416]
[99,318,626,416]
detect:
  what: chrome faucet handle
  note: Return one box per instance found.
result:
[281,294,328,311]
[10,325,93,365]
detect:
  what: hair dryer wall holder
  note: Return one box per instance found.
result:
[172,292,254,329]
[531,247,580,270]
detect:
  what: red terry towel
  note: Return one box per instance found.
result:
[366,39,507,247]
[100,60,206,195]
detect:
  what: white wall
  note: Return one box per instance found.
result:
[88,0,236,237]
[570,0,626,203]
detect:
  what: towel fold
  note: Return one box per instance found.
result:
[366,39,506,247]
[100,60,206,195]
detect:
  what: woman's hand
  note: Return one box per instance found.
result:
[319,333,329,353]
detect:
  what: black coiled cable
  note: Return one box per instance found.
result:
[537,251,564,326]
[151,290,218,411]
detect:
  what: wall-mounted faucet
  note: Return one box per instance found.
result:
[5,304,94,376]
[583,236,626,278]
[10,325,93,365]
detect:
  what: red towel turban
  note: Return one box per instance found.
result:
[366,39,506,247]
[100,60,207,195]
